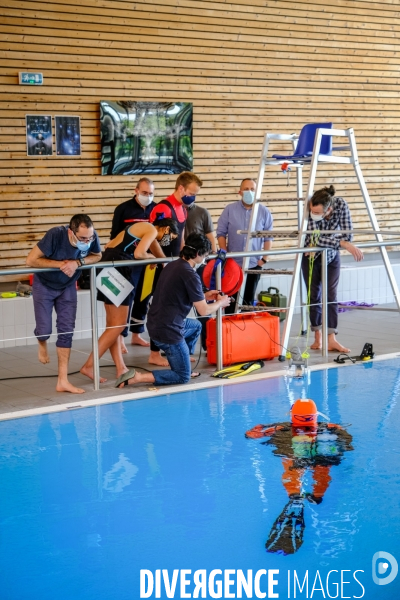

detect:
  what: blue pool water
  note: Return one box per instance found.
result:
[0,359,399,599]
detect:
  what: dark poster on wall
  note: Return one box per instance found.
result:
[55,115,81,156]
[25,115,53,156]
[100,101,193,175]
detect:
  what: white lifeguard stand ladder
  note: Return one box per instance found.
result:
[237,126,400,360]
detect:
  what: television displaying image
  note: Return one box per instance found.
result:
[55,115,81,156]
[100,101,193,175]
[26,115,52,156]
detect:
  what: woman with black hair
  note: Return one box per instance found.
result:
[80,218,179,382]
[302,185,363,353]
[115,233,231,388]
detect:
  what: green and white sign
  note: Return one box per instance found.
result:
[96,267,133,307]
[19,72,43,85]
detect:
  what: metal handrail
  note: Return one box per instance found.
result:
[1,240,400,391]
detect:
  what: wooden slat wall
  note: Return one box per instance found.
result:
[1,0,400,277]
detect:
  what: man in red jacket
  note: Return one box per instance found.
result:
[144,172,204,366]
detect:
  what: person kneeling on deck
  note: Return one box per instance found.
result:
[26,214,102,394]
[115,233,231,389]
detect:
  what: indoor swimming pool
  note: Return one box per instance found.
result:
[0,359,399,599]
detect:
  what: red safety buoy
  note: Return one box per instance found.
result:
[202,258,243,295]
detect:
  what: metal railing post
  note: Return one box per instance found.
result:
[90,265,100,391]
[215,262,223,371]
[321,249,328,357]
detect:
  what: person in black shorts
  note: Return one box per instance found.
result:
[110,176,157,352]
[80,218,178,383]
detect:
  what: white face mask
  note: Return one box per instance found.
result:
[138,193,154,207]
[310,202,331,222]
[194,257,206,270]
[310,212,324,222]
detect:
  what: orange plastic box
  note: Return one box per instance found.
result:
[206,312,280,365]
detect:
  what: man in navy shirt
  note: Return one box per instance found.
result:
[114,233,231,389]
[26,214,101,394]
[110,177,156,239]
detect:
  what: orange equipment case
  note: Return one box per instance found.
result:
[206,312,280,365]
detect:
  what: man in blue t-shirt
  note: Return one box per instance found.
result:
[26,214,102,394]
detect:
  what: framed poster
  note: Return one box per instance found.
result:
[100,101,193,175]
[55,115,81,156]
[25,115,52,156]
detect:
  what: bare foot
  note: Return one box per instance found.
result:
[56,381,85,394]
[116,368,129,379]
[327,333,350,353]
[120,336,128,354]
[131,334,150,347]
[310,341,322,350]
[310,331,322,350]
[148,351,169,367]
[80,365,107,383]
[117,371,138,388]
[190,356,196,363]
[117,370,150,388]
[310,332,350,353]
[38,341,50,364]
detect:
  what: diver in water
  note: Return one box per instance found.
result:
[245,398,353,555]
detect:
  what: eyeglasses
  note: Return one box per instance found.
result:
[73,231,95,243]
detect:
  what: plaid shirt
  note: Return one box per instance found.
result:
[305,196,353,264]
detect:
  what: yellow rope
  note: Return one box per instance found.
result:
[287,231,321,359]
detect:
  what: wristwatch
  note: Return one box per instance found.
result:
[77,257,85,266]
[261,257,267,264]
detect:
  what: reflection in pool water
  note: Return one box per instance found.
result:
[246,417,354,555]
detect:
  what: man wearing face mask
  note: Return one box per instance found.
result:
[302,184,363,353]
[146,171,204,366]
[26,214,101,394]
[110,177,157,350]
[150,171,203,257]
[110,177,156,239]
[216,178,273,313]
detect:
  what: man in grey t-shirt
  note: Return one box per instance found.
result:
[185,203,217,252]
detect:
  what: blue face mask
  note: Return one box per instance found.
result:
[182,195,196,206]
[242,190,255,205]
[76,240,91,253]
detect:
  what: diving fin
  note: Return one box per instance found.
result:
[212,360,264,379]
[140,264,157,301]
[265,495,305,555]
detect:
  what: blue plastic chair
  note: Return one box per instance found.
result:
[272,122,333,161]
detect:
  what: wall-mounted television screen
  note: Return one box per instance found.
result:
[100,101,193,175]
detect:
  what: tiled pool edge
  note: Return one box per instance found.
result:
[1,351,398,423]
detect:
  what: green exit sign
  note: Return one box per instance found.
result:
[19,72,43,85]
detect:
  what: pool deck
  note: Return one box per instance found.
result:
[0,305,398,420]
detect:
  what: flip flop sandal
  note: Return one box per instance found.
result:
[191,372,201,379]
[115,368,136,388]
